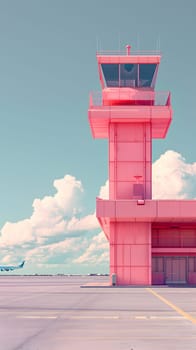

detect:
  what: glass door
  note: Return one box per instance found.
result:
[165,257,187,284]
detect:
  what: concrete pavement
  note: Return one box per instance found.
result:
[0,276,196,349]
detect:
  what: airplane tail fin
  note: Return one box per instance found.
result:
[19,261,25,268]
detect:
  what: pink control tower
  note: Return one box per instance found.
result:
[88,46,196,286]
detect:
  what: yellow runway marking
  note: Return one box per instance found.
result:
[146,288,196,324]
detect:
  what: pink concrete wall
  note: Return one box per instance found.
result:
[109,123,152,200]
[110,222,151,285]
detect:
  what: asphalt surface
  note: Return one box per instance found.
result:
[0,276,196,350]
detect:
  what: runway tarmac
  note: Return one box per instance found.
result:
[0,275,196,350]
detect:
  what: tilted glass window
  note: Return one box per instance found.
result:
[101,63,157,88]
[120,64,137,87]
[138,64,157,87]
[101,64,119,87]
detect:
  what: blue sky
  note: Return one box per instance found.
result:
[0,0,196,274]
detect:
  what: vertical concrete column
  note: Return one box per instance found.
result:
[109,122,152,200]
[110,221,152,285]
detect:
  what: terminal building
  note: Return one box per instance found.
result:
[88,46,196,285]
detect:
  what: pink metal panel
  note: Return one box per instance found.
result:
[116,222,136,244]
[110,123,151,142]
[116,267,125,285]
[156,200,196,221]
[109,120,152,200]
[135,223,151,244]
[116,181,135,199]
[124,245,131,265]
[157,201,180,218]
[102,88,156,106]
[116,244,124,266]
[109,221,151,285]
[179,201,196,217]
[109,161,151,182]
[109,181,115,199]
[131,245,150,266]
[115,222,131,243]
[110,244,115,266]
[131,267,151,284]
[96,198,196,222]
[88,105,172,139]
[117,142,145,162]
[145,181,152,199]
[109,222,116,244]
[97,55,161,64]
[115,223,127,244]
[152,248,196,254]
[145,163,152,182]
[109,141,115,160]
[123,268,132,285]
[115,200,157,219]
[96,198,116,218]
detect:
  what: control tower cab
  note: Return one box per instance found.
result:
[100,45,158,107]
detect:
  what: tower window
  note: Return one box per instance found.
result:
[101,63,157,88]
[139,64,157,87]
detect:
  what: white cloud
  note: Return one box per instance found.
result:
[74,231,109,264]
[1,255,14,264]
[152,150,196,199]
[0,174,85,246]
[67,212,99,231]
[98,179,109,199]
[31,174,83,237]
[26,237,85,264]
[0,219,34,247]
[0,174,102,270]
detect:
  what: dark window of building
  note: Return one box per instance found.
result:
[152,257,164,272]
[101,63,157,88]
[152,229,196,248]
[152,230,159,247]
[101,64,119,87]
[188,257,196,272]
[139,64,157,87]
[182,230,196,247]
[120,64,137,87]
[152,230,181,248]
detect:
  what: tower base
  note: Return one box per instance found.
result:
[110,222,151,285]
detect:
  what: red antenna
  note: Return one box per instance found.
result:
[126,44,131,55]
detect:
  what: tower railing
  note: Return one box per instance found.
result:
[89,91,171,107]
[96,50,161,56]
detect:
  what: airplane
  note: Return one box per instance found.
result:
[0,260,25,272]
